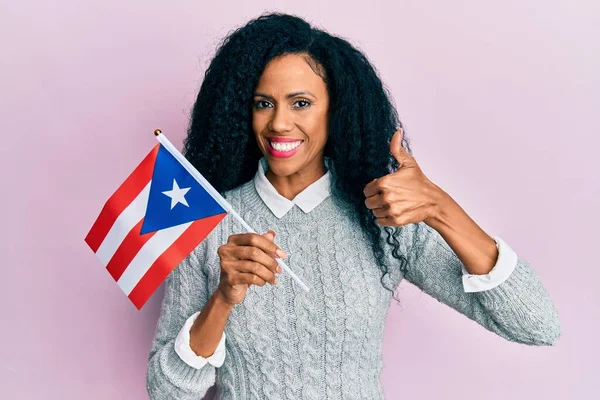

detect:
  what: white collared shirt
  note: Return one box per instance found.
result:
[175,157,518,369]
[253,157,332,218]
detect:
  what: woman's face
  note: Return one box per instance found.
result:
[252,53,329,181]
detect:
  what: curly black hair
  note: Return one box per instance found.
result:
[184,12,414,302]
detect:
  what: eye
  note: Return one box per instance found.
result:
[293,99,311,109]
[253,100,273,109]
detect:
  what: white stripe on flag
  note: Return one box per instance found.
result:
[116,221,192,295]
[96,182,152,265]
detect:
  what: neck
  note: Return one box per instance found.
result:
[265,158,327,200]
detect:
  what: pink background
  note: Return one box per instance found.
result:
[1,1,598,399]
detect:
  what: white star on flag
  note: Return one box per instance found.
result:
[162,179,191,209]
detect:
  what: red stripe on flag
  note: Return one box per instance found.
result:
[105,218,157,281]
[128,212,228,310]
[85,144,160,252]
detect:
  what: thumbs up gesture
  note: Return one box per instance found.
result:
[363,129,449,227]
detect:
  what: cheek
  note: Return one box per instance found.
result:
[251,113,263,132]
[298,112,328,142]
[309,113,329,145]
[251,116,264,145]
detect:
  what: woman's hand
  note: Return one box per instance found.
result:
[363,129,450,228]
[216,230,287,306]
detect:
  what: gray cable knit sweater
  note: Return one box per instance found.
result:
[146,179,560,400]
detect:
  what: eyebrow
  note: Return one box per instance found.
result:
[254,91,316,100]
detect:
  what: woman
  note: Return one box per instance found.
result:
[146,12,560,400]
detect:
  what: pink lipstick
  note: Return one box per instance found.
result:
[266,137,304,158]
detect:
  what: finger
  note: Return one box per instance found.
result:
[228,233,287,259]
[233,271,269,287]
[371,207,390,219]
[364,193,385,209]
[363,178,381,198]
[375,215,391,226]
[390,129,413,167]
[261,231,284,273]
[364,175,396,198]
[232,260,277,284]
[263,230,276,242]
[231,245,280,273]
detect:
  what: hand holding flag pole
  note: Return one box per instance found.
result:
[86,129,310,310]
[154,129,310,293]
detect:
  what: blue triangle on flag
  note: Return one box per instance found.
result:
[140,144,226,234]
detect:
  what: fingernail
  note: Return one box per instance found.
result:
[276,265,282,273]
[276,249,287,258]
[274,278,279,285]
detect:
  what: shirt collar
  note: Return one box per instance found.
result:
[253,157,332,218]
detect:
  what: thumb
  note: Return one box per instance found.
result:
[390,129,412,167]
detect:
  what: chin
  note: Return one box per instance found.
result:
[265,157,301,177]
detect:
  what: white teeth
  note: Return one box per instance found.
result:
[269,140,302,152]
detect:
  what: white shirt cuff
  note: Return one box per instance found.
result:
[174,311,227,369]
[461,236,518,293]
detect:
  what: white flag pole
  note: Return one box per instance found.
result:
[154,129,310,293]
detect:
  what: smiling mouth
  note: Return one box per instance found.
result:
[265,138,304,158]
[267,139,304,152]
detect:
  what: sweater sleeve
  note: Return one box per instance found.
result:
[400,222,561,346]
[174,311,227,369]
[145,241,221,399]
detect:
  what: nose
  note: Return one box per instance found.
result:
[268,106,294,133]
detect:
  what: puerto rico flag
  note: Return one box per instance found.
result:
[85,138,227,309]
